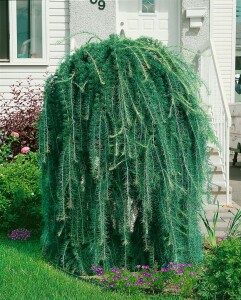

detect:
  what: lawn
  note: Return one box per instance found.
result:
[0,236,180,300]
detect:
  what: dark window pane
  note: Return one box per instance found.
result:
[237,0,241,47]
[0,0,9,60]
[236,57,241,70]
[17,0,43,59]
[17,0,30,58]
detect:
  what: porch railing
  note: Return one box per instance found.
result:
[196,40,232,205]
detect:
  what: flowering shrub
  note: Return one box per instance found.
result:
[8,228,31,240]
[0,76,43,156]
[91,263,198,297]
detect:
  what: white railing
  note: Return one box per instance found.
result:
[197,40,232,205]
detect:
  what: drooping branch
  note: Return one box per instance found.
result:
[39,35,215,275]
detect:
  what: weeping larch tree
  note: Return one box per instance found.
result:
[39,35,214,275]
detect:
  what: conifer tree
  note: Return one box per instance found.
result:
[39,35,214,274]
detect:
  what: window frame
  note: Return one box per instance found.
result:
[0,0,48,66]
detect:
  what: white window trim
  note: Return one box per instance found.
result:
[0,0,49,66]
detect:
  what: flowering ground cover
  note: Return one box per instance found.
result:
[90,263,198,298]
[0,236,182,299]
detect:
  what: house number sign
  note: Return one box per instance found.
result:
[90,0,106,10]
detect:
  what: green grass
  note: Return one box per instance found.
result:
[0,236,134,300]
[0,236,181,300]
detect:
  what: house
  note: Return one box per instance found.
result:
[0,0,239,206]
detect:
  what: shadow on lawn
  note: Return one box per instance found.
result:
[0,234,41,258]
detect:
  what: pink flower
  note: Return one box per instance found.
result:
[21,147,30,154]
[11,132,19,137]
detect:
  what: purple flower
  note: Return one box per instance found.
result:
[174,285,179,291]
[121,267,125,271]
[110,284,114,288]
[189,272,195,276]
[133,273,138,277]
[126,282,131,287]
[91,266,103,272]
[112,277,119,282]
[134,282,139,286]
[161,267,170,272]
[97,270,104,276]
[124,277,129,281]
[146,281,152,285]
[178,263,186,267]
[142,265,150,270]
[188,264,192,267]
[180,281,185,285]
[153,277,158,281]
[136,265,141,269]
[8,228,31,240]
[154,267,158,271]
[175,269,184,275]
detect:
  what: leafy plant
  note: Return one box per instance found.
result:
[39,35,215,274]
[227,209,241,236]
[197,236,241,299]
[200,202,220,248]
[0,133,21,163]
[0,152,42,235]
[200,203,241,248]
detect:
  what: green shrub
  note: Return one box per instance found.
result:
[197,236,241,299]
[0,152,42,235]
[0,134,18,163]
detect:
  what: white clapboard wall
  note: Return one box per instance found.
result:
[211,0,236,104]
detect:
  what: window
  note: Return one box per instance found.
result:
[142,0,155,14]
[0,0,9,60]
[0,0,47,64]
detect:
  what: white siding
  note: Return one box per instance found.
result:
[0,0,70,100]
[211,0,236,103]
